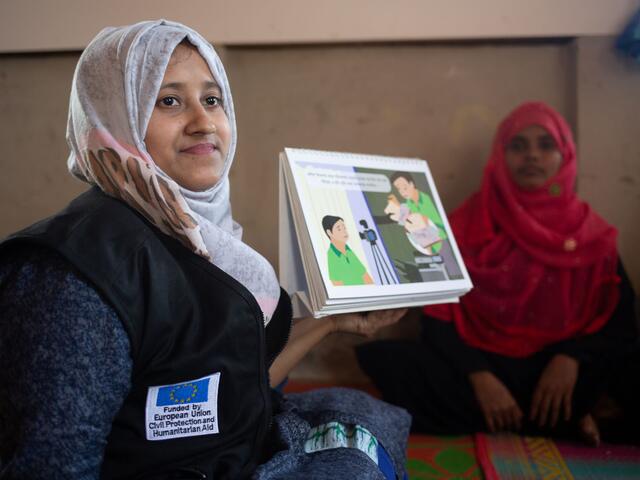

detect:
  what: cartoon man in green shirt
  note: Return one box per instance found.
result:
[390,172,447,254]
[322,215,374,286]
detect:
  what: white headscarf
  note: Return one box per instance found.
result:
[66,19,280,323]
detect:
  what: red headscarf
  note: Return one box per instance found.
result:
[426,102,619,357]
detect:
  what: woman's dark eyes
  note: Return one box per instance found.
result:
[539,139,557,150]
[508,141,526,152]
[205,96,222,106]
[508,138,556,152]
[157,95,221,107]
[161,96,179,106]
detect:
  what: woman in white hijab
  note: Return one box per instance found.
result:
[0,20,409,479]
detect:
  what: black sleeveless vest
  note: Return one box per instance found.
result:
[1,188,291,479]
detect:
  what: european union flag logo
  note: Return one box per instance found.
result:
[156,378,210,406]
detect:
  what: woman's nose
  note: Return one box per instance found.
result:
[524,145,540,161]
[185,105,216,135]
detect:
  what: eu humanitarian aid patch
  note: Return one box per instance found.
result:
[145,372,221,441]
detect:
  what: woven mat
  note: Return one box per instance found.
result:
[476,433,640,479]
[406,434,482,479]
[282,382,640,478]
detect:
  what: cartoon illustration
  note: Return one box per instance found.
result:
[383,194,442,253]
[389,172,447,254]
[356,219,398,285]
[322,215,374,286]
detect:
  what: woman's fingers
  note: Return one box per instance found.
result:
[494,410,506,432]
[333,308,407,336]
[511,405,523,431]
[563,390,573,421]
[470,371,523,433]
[532,387,573,428]
[530,388,542,422]
[531,354,579,427]
[394,308,409,320]
[367,308,407,331]
[485,404,523,433]
[485,412,496,433]
[549,391,563,427]
[379,308,407,323]
[534,389,571,428]
[536,390,553,427]
[503,405,523,431]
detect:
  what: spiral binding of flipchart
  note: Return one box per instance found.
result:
[291,148,426,170]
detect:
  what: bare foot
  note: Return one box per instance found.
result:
[579,414,601,447]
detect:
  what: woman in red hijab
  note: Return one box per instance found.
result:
[357,102,637,444]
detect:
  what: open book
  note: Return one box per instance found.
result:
[279,148,472,318]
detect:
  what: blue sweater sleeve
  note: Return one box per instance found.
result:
[0,246,132,480]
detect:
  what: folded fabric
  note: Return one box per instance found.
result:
[254,387,411,479]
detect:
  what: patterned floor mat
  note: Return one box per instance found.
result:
[476,433,640,479]
[406,434,483,479]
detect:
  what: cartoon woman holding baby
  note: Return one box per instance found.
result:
[385,172,446,255]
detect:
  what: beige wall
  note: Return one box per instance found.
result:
[0,36,638,382]
[0,53,87,233]
[575,38,640,299]
[1,0,639,52]
[226,41,571,271]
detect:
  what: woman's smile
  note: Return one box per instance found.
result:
[516,165,545,177]
[181,142,217,155]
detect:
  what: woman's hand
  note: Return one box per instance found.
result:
[331,308,407,337]
[269,308,406,387]
[530,354,579,428]
[469,371,523,432]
